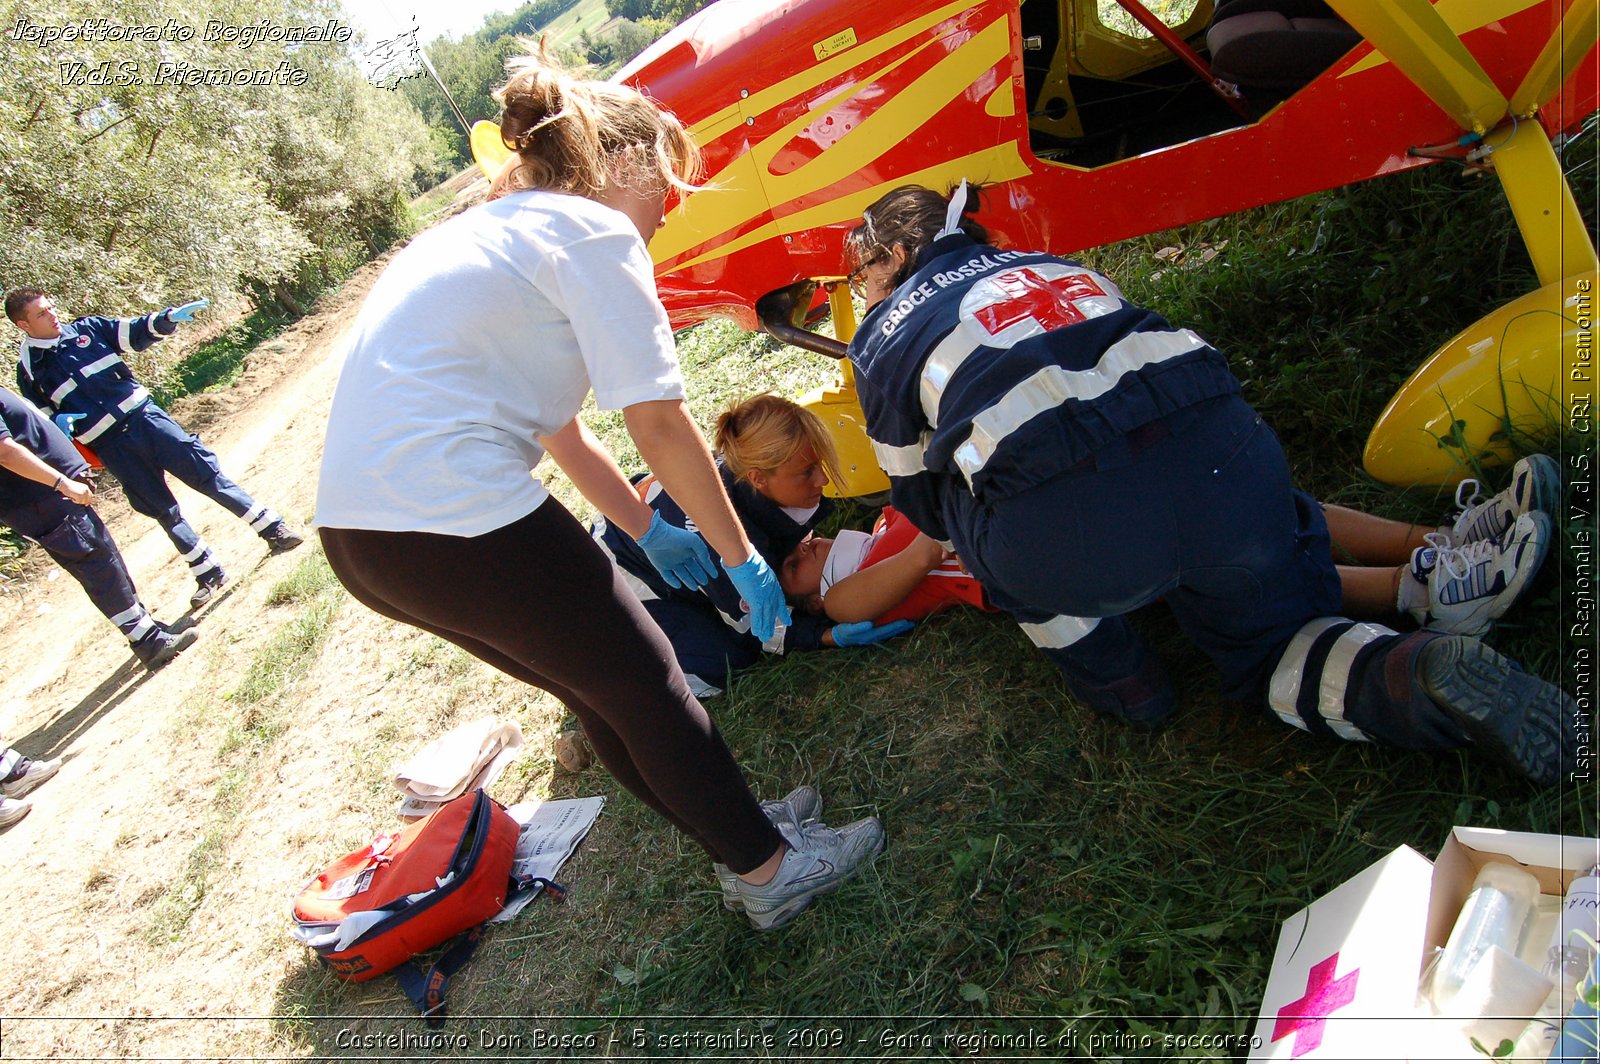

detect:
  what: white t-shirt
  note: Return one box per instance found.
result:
[315,190,685,535]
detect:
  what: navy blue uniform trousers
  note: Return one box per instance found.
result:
[92,403,258,559]
[945,394,1464,749]
[5,496,142,632]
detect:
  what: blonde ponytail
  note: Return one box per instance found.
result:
[494,41,702,200]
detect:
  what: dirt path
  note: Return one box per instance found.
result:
[0,180,534,1058]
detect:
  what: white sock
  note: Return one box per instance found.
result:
[1396,563,1430,614]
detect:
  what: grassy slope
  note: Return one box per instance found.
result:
[254,133,1595,1054]
[541,0,620,53]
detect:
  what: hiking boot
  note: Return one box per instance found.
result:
[0,757,60,799]
[734,815,885,931]
[1419,635,1577,786]
[133,627,198,672]
[190,566,228,608]
[157,616,198,635]
[0,798,30,831]
[1448,454,1561,546]
[715,787,824,911]
[262,521,305,555]
[1408,512,1550,636]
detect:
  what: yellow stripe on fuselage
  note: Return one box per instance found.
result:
[656,1,1020,268]
[1337,0,1538,78]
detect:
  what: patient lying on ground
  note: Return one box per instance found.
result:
[777,506,997,625]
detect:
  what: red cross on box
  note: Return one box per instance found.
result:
[973,268,1107,335]
[1271,952,1361,1058]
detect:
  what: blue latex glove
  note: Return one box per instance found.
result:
[53,413,86,437]
[168,298,210,322]
[635,511,716,590]
[831,619,915,647]
[724,552,791,642]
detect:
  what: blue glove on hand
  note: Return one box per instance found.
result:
[53,413,86,437]
[724,552,791,642]
[168,299,210,323]
[831,619,915,647]
[636,511,717,590]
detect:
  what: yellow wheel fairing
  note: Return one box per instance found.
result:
[1363,272,1596,486]
[470,120,512,182]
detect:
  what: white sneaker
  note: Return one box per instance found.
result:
[1410,512,1551,636]
[0,798,31,830]
[1449,454,1560,545]
[714,787,823,911]
[734,816,885,931]
[0,757,59,798]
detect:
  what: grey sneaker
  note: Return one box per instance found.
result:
[190,566,229,608]
[132,627,198,672]
[0,757,59,799]
[734,816,885,931]
[1419,635,1577,786]
[715,787,824,911]
[0,798,31,830]
[262,522,304,555]
[1449,454,1561,545]
[1409,512,1550,636]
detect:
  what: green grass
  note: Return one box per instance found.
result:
[540,0,616,54]
[256,127,1594,1055]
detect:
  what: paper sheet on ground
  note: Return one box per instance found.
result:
[491,796,605,923]
[392,717,525,818]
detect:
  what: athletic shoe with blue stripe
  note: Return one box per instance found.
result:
[1449,454,1560,546]
[1409,511,1550,636]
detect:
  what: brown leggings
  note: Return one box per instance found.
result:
[319,501,783,874]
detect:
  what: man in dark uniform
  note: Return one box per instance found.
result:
[0,385,196,670]
[6,288,303,608]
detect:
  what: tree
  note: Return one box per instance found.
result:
[0,0,439,329]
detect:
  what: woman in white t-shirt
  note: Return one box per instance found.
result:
[314,50,882,931]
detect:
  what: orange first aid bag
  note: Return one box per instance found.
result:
[292,789,521,1018]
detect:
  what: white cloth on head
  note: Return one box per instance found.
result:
[937,178,971,239]
[819,529,875,597]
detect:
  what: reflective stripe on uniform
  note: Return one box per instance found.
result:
[871,438,926,479]
[80,353,122,377]
[951,329,1209,486]
[592,518,660,604]
[247,506,280,533]
[78,387,149,442]
[1268,617,1392,742]
[183,543,222,577]
[1018,613,1101,649]
[918,328,979,429]
[114,607,156,643]
[682,672,722,699]
[50,378,78,405]
[76,413,117,443]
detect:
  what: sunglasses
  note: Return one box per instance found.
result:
[847,254,886,297]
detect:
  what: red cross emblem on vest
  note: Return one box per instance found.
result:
[1271,951,1361,1057]
[972,268,1108,336]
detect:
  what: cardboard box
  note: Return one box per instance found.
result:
[1249,828,1600,1061]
